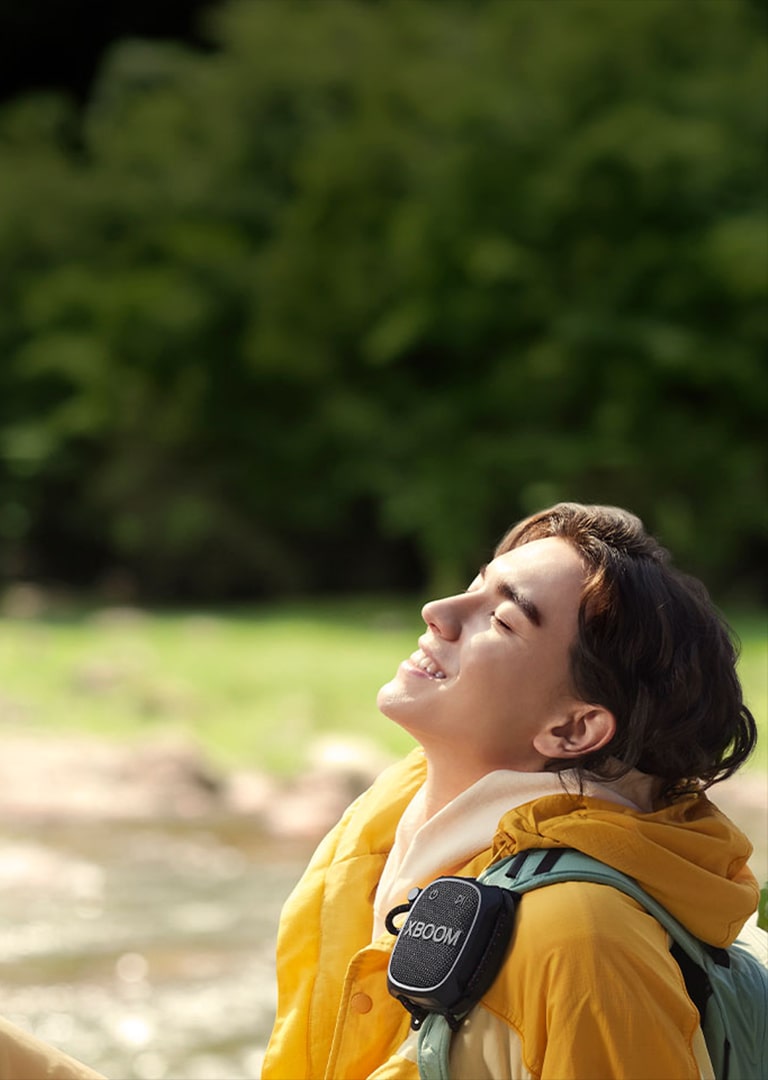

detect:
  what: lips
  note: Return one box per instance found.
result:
[407,647,447,680]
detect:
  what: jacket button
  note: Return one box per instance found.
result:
[351,992,373,1014]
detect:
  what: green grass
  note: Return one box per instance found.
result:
[0,597,422,774]
[0,599,764,776]
[733,611,768,771]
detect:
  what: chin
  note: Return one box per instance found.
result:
[376,678,400,717]
[376,675,418,721]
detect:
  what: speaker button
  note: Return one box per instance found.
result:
[351,992,373,1014]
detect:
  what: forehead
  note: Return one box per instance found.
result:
[486,537,585,606]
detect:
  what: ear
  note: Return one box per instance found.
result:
[533,703,616,761]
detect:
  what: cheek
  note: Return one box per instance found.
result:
[471,658,524,709]
[477,652,551,714]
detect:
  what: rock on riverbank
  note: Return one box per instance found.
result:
[0,733,392,840]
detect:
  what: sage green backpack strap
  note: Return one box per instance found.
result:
[416,1012,452,1080]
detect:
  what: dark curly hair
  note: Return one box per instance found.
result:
[496,503,757,799]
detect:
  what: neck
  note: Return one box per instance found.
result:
[420,750,502,820]
[420,743,550,820]
[422,775,467,821]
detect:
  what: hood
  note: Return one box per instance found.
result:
[492,792,758,948]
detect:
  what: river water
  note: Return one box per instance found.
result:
[0,816,312,1079]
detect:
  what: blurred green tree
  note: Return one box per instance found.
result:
[0,0,765,599]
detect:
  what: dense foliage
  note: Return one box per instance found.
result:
[1,0,766,600]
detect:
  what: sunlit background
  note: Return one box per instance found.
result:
[0,1,766,1076]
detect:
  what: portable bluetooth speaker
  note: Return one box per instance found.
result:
[386,875,518,1029]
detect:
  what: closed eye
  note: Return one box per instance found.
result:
[491,612,514,633]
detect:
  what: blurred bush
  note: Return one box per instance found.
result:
[0,0,765,600]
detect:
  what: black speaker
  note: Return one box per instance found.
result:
[387,876,518,1029]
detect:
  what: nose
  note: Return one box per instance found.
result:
[421,595,463,640]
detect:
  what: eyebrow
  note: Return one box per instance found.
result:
[478,565,543,627]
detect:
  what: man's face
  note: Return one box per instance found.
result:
[377,537,586,773]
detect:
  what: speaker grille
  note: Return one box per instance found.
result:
[389,879,480,991]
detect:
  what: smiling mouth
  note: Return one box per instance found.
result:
[408,648,447,680]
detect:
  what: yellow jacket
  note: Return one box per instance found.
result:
[263,749,758,1080]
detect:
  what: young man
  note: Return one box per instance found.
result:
[262,503,759,1079]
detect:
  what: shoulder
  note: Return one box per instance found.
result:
[485,878,686,1018]
[516,878,678,980]
[481,882,704,1078]
[518,877,663,953]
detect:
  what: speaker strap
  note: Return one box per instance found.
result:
[416,1012,453,1080]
